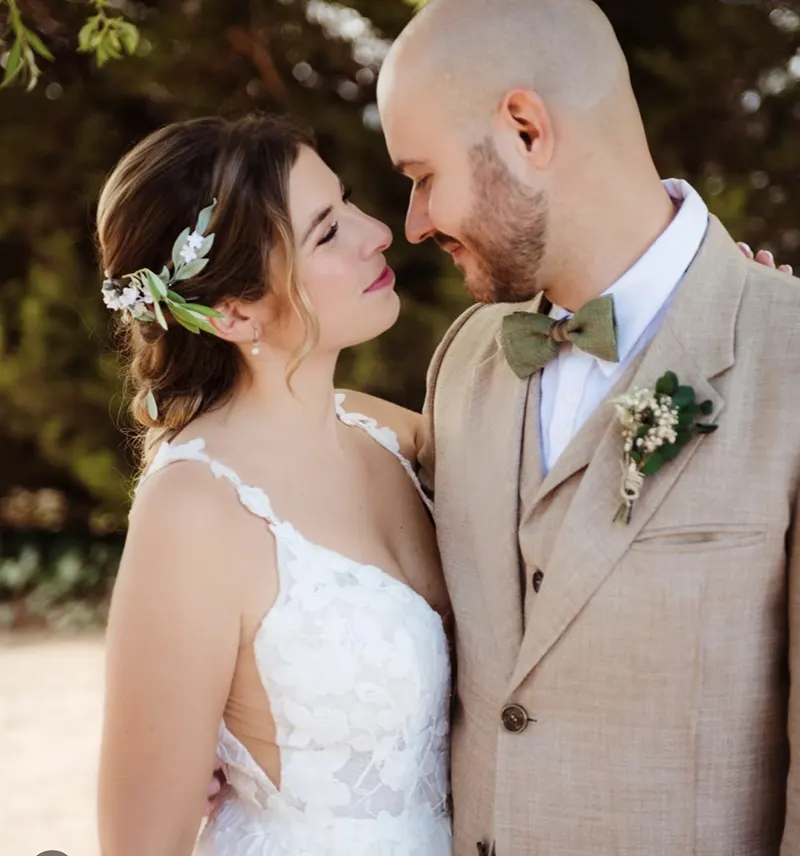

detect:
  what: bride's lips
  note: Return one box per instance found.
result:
[364,265,395,293]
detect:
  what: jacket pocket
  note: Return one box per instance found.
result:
[631,523,767,553]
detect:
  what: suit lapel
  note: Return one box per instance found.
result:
[466,295,547,672]
[467,345,531,670]
[507,216,746,694]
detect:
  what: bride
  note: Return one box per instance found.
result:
[96,114,452,856]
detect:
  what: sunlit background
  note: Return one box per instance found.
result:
[1,0,799,853]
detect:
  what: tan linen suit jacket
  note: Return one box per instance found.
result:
[420,217,800,856]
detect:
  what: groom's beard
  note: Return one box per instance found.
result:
[450,138,549,305]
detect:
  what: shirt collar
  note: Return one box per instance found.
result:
[551,179,709,376]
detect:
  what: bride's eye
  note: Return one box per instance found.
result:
[318,222,339,246]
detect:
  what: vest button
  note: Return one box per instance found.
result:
[532,570,544,592]
[501,703,529,733]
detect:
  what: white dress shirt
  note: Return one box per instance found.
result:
[540,179,710,472]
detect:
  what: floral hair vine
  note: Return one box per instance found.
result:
[101,199,222,335]
[101,199,224,420]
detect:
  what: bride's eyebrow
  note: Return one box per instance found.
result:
[301,180,347,246]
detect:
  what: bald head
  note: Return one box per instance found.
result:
[378,0,667,310]
[379,0,633,126]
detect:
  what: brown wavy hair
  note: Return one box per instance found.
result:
[96,115,316,465]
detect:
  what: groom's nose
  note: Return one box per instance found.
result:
[405,190,436,245]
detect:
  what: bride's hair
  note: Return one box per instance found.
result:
[96,114,315,465]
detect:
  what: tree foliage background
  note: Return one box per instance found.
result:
[0,0,798,569]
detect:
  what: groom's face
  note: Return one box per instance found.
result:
[381,94,550,304]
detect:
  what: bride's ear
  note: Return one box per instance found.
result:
[210,299,266,345]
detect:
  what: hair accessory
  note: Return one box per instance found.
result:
[101,199,222,335]
[102,199,224,420]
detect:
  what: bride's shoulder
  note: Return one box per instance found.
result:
[335,389,423,461]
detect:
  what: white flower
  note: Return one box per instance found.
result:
[102,289,121,310]
[186,230,204,250]
[179,244,198,264]
[119,285,141,308]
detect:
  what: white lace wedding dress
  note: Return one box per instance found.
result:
[140,395,452,856]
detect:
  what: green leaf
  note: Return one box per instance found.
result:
[77,21,96,53]
[635,424,649,439]
[695,423,718,435]
[196,199,217,235]
[196,233,215,258]
[152,297,167,330]
[25,29,54,62]
[630,449,642,465]
[160,266,171,280]
[1,39,23,87]
[182,312,217,335]
[171,313,200,334]
[698,399,713,416]
[95,42,109,67]
[171,226,191,268]
[116,22,140,56]
[676,431,691,446]
[173,258,209,280]
[166,289,187,305]
[640,452,664,476]
[672,385,696,409]
[660,443,681,460]
[169,303,214,334]
[655,371,678,397]
[144,269,167,299]
[146,390,158,420]
[23,47,40,91]
[180,302,223,318]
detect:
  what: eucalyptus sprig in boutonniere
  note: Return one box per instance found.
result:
[611,371,717,525]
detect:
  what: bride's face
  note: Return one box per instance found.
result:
[284,146,399,351]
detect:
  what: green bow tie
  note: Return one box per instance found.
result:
[500,295,619,379]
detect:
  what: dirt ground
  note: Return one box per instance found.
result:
[1,631,105,856]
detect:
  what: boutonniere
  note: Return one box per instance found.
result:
[611,370,718,525]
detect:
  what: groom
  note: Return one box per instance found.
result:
[376,0,800,854]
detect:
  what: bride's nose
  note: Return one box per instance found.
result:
[359,211,393,258]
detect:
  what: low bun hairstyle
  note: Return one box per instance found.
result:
[96,114,316,465]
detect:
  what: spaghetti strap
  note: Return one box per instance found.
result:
[334,393,433,514]
[137,438,282,526]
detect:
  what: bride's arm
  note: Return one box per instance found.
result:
[98,464,256,856]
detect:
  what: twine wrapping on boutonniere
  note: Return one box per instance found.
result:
[611,370,718,525]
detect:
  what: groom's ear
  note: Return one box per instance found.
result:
[499,89,555,170]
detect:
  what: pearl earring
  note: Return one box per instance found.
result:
[251,329,261,357]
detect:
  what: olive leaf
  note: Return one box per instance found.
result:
[146,390,159,421]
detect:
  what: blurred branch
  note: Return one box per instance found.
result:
[0,0,53,90]
[0,0,140,90]
[226,25,288,104]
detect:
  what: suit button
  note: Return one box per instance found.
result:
[532,570,544,592]
[501,703,529,733]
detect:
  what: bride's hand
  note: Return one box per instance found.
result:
[205,764,226,816]
[738,242,793,275]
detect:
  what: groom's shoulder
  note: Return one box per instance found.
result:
[738,261,800,351]
[435,301,526,363]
